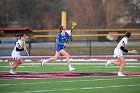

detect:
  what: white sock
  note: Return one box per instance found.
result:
[42,59,47,63]
[10,69,14,72]
[45,59,48,62]
[68,65,72,68]
[118,72,122,74]
[109,60,112,64]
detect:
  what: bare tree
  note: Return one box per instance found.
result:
[0,0,139,29]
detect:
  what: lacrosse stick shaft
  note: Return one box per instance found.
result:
[23,41,30,57]
[23,41,34,66]
[25,49,30,57]
[65,25,77,43]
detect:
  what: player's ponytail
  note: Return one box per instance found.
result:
[59,26,64,32]
[124,32,131,38]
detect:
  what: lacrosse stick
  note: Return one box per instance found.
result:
[23,41,35,67]
[64,22,77,48]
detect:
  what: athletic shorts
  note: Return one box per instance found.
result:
[56,46,64,51]
[11,50,21,60]
[113,48,123,58]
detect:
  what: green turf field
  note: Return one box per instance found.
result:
[0,61,140,93]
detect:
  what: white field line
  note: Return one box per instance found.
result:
[0,65,139,68]
[5,84,140,93]
[22,62,140,65]
[1,55,140,58]
[0,77,137,87]
[0,62,140,68]
[0,63,140,68]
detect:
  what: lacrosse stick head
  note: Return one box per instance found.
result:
[72,22,77,29]
[132,50,138,54]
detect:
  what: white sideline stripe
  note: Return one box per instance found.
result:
[1,62,140,68]
[23,63,140,65]
[54,59,138,61]
[0,59,138,62]
[1,62,140,66]
[0,77,134,87]
[1,55,140,58]
[0,65,140,68]
[6,84,140,93]
[0,62,140,68]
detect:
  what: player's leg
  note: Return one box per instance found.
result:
[59,49,70,65]
[117,56,126,76]
[41,51,60,66]
[48,51,60,62]
[106,49,122,67]
[106,57,122,67]
[9,54,22,74]
[9,61,14,69]
[111,58,122,66]
[12,59,21,70]
[59,49,75,71]
[9,58,22,74]
[9,51,15,69]
[106,56,126,76]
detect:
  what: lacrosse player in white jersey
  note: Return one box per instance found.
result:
[9,34,26,74]
[106,32,138,76]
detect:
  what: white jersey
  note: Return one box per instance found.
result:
[66,30,71,36]
[114,37,128,58]
[13,40,24,52]
[116,37,128,50]
[11,40,25,60]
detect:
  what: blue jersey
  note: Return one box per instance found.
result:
[56,32,70,51]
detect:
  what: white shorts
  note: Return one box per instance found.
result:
[11,50,21,60]
[113,48,123,58]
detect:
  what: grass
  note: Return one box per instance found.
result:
[0,61,140,93]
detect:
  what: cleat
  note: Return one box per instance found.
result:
[41,59,47,66]
[9,70,17,74]
[106,60,111,67]
[118,72,126,76]
[69,67,76,71]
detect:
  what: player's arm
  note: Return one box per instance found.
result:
[120,46,138,54]
[120,46,128,53]
[23,41,30,56]
[16,47,24,51]
[23,43,27,51]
